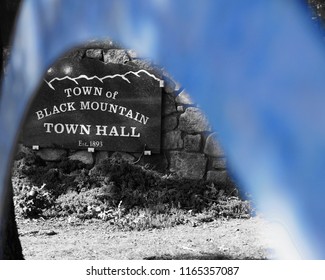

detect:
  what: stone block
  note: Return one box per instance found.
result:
[206,170,228,184]
[163,70,181,92]
[212,158,227,170]
[162,94,177,116]
[103,49,130,64]
[162,115,178,131]
[85,49,103,59]
[127,49,138,59]
[179,107,211,133]
[176,90,195,105]
[184,134,201,152]
[37,148,67,162]
[162,131,183,150]
[204,133,225,157]
[64,48,85,60]
[177,105,184,112]
[127,59,157,73]
[169,151,207,179]
[162,71,177,94]
[69,151,94,165]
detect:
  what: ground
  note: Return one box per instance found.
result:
[13,153,277,260]
[17,215,276,260]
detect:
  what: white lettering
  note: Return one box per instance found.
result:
[80,101,90,110]
[131,127,140,137]
[82,86,93,95]
[80,124,91,135]
[134,111,140,122]
[44,108,52,118]
[109,126,119,136]
[96,125,108,136]
[106,91,118,99]
[73,87,82,96]
[64,88,72,97]
[108,104,118,113]
[59,103,67,113]
[90,102,99,111]
[67,102,76,111]
[120,126,130,137]
[36,110,44,120]
[94,87,103,96]
[65,124,79,134]
[118,106,127,115]
[52,105,60,115]
[54,123,64,134]
[139,114,149,125]
[100,102,108,111]
[44,123,53,133]
[125,109,133,119]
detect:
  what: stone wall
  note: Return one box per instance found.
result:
[19,41,229,184]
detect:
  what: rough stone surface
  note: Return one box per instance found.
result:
[69,151,94,165]
[65,49,85,60]
[177,105,184,112]
[95,151,109,165]
[127,49,138,59]
[103,49,130,64]
[162,115,178,131]
[111,152,135,163]
[184,134,201,152]
[179,107,211,133]
[37,148,67,162]
[162,71,177,94]
[204,133,225,157]
[176,90,195,105]
[206,170,228,183]
[162,94,177,116]
[18,47,231,186]
[169,151,207,179]
[212,158,227,170]
[85,49,103,59]
[163,131,183,150]
[127,59,158,73]
[174,82,182,92]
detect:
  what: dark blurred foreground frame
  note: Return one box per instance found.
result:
[0,186,23,259]
[0,0,24,259]
[2,0,325,260]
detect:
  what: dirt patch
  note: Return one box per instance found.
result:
[17,216,276,260]
[12,147,268,260]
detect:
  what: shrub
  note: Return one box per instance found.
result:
[12,156,252,229]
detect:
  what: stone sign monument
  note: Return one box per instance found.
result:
[22,57,162,153]
[19,45,228,183]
